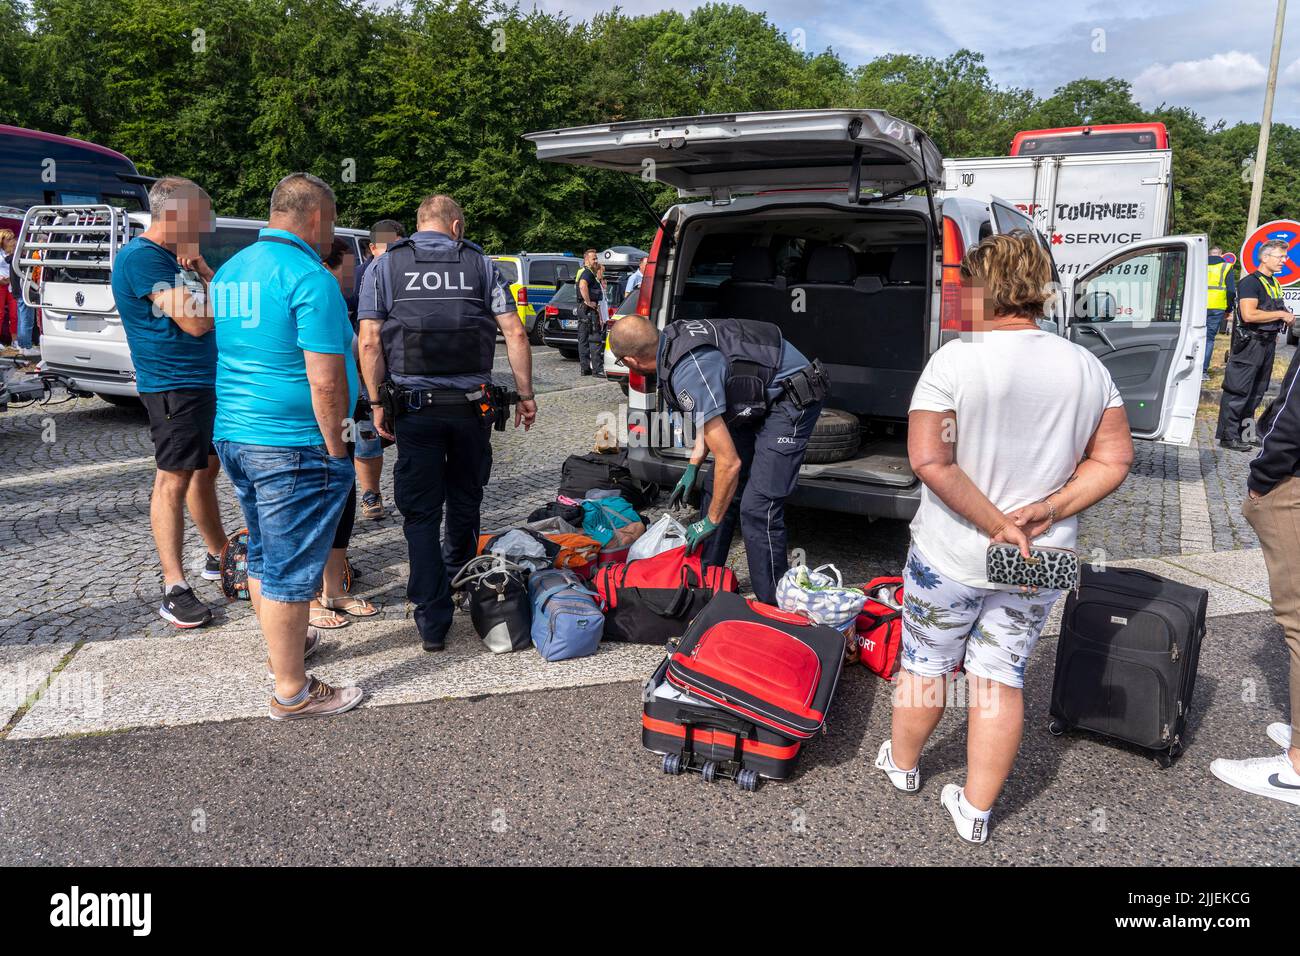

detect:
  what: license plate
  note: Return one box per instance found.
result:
[66,315,106,333]
[561,319,577,330]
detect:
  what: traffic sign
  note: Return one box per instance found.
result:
[1240,219,1300,285]
[1222,252,1237,265]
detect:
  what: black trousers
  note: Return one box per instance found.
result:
[699,396,823,604]
[576,305,603,373]
[1217,331,1277,442]
[393,403,493,643]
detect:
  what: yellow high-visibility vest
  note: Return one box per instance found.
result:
[1207,260,1231,310]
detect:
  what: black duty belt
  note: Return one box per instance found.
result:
[406,387,487,412]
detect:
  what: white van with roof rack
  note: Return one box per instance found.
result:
[527,109,1208,520]
[13,204,369,403]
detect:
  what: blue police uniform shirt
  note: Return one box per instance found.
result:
[212,228,359,447]
[109,237,217,393]
[665,340,809,429]
[357,229,512,392]
[624,270,643,300]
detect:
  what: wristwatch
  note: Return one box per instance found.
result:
[517,393,535,401]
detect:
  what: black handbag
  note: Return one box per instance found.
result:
[452,555,532,654]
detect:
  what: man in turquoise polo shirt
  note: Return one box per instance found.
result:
[110,176,229,629]
[212,172,363,721]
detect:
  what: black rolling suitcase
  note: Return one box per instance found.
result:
[1049,565,1207,767]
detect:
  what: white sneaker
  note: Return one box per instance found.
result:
[875,740,921,792]
[941,784,990,845]
[1267,722,1293,750]
[1210,753,1300,807]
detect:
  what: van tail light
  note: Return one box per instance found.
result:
[940,216,966,333]
[516,286,527,306]
[628,370,651,396]
[635,224,664,319]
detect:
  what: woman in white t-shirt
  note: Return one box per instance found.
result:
[874,231,1133,845]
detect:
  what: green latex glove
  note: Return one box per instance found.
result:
[667,463,700,510]
[685,515,719,554]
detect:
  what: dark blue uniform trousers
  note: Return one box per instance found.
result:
[394,404,492,644]
[700,396,823,604]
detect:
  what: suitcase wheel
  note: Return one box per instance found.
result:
[1048,719,1068,737]
[1154,751,1174,770]
[701,761,719,784]
[735,768,761,792]
[662,753,684,776]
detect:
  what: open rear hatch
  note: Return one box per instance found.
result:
[525,109,943,200]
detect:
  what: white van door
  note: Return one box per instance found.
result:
[525,109,944,198]
[1067,234,1208,444]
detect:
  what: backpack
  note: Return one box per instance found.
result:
[528,569,604,662]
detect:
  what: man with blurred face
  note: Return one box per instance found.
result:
[110,176,228,628]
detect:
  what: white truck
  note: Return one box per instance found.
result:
[941,149,1174,292]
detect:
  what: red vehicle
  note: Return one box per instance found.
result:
[1010,122,1169,157]
[0,125,150,235]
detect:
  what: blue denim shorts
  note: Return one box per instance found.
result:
[215,441,355,603]
[354,415,384,460]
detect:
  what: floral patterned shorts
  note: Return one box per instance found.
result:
[900,544,1062,689]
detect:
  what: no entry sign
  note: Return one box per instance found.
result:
[1240,220,1300,286]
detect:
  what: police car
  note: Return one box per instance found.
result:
[528,109,1209,520]
[490,252,580,344]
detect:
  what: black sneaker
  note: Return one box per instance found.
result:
[160,584,213,628]
[1221,439,1254,453]
[201,552,222,581]
[422,636,446,652]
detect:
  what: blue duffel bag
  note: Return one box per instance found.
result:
[527,569,605,662]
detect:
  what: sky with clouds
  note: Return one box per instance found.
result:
[530,0,1300,128]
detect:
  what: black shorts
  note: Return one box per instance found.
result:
[140,388,217,473]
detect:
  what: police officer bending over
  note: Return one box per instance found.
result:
[609,315,828,604]
[358,194,538,651]
[1217,239,1295,452]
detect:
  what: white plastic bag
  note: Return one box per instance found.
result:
[776,563,867,634]
[627,513,688,561]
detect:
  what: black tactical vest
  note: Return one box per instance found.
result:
[659,318,784,423]
[380,238,496,377]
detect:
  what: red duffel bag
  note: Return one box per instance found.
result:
[855,576,904,680]
[594,545,737,644]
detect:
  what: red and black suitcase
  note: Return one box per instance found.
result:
[642,658,802,790]
[642,591,845,789]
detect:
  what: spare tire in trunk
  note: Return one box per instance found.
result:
[803,408,861,464]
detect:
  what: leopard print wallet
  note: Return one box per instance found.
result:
[985,543,1079,591]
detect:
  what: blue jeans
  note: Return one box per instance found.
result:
[15,299,35,350]
[215,441,354,603]
[1205,309,1226,372]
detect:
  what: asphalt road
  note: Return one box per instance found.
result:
[0,609,1292,866]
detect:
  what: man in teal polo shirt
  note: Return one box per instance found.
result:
[212,172,363,721]
[110,176,229,629]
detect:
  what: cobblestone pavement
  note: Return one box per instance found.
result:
[0,343,1273,649]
